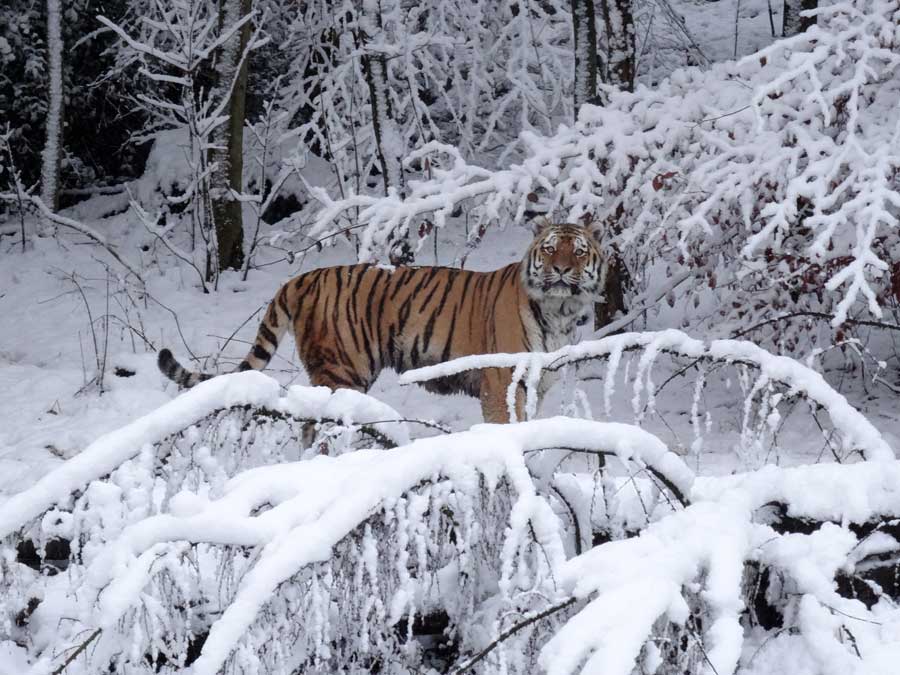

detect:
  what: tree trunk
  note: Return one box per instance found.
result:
[356,0,411,264]
[600,0,635,92]
[210,0,252,274]
[357,0,402,195]
[782,0,817,37]
[41,0,63,216]
[571,0,599,114]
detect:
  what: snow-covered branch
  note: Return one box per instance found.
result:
[5,369,900,674]
[0,191,144,281]
[401,330,894,462]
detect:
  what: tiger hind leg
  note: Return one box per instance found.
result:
[479,369,528,424]
[301,365,372,452]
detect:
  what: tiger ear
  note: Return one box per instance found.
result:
[577,212,599,237]
[530,215,552,235]
[580,213,603,242]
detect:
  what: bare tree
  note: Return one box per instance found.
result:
[209,0,254,272]
[352,0,413,263]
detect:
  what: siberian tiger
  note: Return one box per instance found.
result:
[157,221,606,423]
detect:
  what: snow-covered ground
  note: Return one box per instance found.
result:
[5,1,900,673]
[5,194,897,506]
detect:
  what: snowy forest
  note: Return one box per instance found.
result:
[2,0,900,672]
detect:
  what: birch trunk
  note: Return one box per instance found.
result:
[41,0,63,217]
[209,0,252,273]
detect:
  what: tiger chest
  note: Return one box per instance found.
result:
[521,298,587,399]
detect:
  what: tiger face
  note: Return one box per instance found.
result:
[521,222,604,300]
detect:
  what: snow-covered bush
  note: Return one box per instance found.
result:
[402,329,894,467]
[98,0,269,285]
[0,372,691,674]
[308,0,900,352]
[3,346,900,675]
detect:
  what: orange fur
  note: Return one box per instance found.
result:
[158,222,605,422]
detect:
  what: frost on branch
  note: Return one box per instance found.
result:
[402,329,895,464]
[310,0,900,352]
[4,366,900,674]
[0,373,689,674]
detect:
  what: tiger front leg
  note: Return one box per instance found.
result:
[479,368,528,424]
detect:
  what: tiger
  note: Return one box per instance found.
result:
[157,220,606,423]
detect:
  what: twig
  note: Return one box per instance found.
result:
[0,192,144,282]
[551,484,584,556]
[1,132,29,252]
[50,628,102,675]
[450,597,577,674]
[729,311,900,339]
[208,304,267,368]
[144,292,198,360]
[67,273,101,373]
[350,418,452,434]
[523,446,690,507]
[594,269,695,339]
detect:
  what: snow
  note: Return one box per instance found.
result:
[0,372,412,540]
[5,0,900,672]
[403,329,893,461]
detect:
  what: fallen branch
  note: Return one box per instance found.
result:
[0,192,144,282]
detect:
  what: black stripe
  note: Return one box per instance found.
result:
[361,272,385,374]
[417,272,443,313]
[252,344,272,362]
[424,271,463,353]
[413,267,442,301]
[259,323,278,347]
[389,268,413,300]
[277,285,290,319]
[303,278,325,340]
[440,305,459,363]
[373,271,394,361]
[386,323,398,369]
[410,336,421,368]
[331,266,346,337]
[488,266,519,350]
[349,266,368,326]
[321,369,354,388]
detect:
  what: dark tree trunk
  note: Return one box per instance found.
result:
[210,0,252,274]
[571,0,599,114]
[782,0,817,37]
[600,0,635,92]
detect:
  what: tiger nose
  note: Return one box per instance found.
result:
[552,264,569,275]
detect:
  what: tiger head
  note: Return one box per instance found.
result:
[521,220,605,301]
